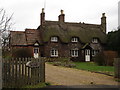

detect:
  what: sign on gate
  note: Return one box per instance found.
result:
[26,61,40,68]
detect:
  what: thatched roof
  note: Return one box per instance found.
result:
[42,21,107,43]
[10,20,107,46]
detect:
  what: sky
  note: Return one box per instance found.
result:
[0,0,119,33]
[118,1,120,29]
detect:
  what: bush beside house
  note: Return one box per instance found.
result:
[12,48,33,58]
[93,51,118,66]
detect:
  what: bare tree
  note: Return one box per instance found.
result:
[0,8,13,88]
[0,8,13,52]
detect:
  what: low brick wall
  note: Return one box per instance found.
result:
[114,58,120,78]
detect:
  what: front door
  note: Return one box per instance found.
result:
[34,48,39,58]
[85,49,90,61]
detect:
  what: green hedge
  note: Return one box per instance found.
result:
[12,48,32,58]
[93,52,106,66]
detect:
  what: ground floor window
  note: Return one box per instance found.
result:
[33,48,39,58]
[50,49,58,57]
[92,50,99,56]
[71,49,79,57]
[34,48,39,53]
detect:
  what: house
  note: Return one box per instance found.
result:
[10,8,107,62]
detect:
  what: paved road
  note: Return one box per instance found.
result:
[45,63,119,86]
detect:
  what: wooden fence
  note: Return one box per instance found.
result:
[2,58,45,88]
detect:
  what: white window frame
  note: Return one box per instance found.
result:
[50,49,58,57]
[71,49,79,57]
[34,48,39,54]
[71,37,78,42]
[92,38,98,43]
[33,48,39,58]
[92,50,99,56]
[51,37,58,42]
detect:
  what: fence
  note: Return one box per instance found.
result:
[114,58,120,79]
[2,58,45,88]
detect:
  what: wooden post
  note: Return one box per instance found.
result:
[114,58,120,78]
[40,58,45,82]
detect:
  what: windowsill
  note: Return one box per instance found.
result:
[92,42,98,44]
[51,41,58,43]
[71,41,78,43]
[51,56,58,57]
[71,56,78,57]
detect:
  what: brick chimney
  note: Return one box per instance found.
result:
[40,8,45,26]
[101,13,106,33]
[58,10,65,22]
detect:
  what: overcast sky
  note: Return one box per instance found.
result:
[0,0,119,32]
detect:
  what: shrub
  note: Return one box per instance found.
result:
[103,51,118,66]
[53,62,62,66]
[52,61,76,68]
[64,63,76,68]
[93,52,106,66]
[12,48,32,58]
[45,57,70,62]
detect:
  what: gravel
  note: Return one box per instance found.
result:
[45,63,119,86]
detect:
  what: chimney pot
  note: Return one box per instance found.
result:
[61,10,64,14]
[58,9,65,22]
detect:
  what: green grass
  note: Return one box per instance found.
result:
[73,62,114,76]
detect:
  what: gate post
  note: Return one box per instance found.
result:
[114,58,120,79]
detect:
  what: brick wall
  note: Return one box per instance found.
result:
[44,40,82,61]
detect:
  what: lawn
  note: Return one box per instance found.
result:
[73,62,114,76]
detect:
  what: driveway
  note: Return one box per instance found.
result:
[45,63,119,86]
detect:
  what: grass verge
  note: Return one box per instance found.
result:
[73,62,114,76]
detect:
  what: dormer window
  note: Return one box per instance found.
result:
[71,37,78,42]
[51,37,58,42]
[92,38,98,43]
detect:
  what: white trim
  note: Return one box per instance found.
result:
[34,42,39,46]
